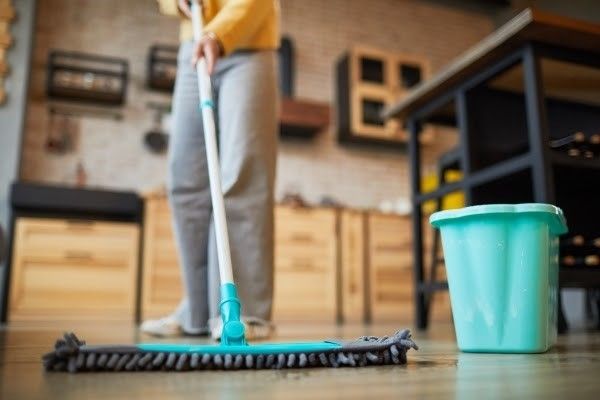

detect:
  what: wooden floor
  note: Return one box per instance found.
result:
[1,320,600,399]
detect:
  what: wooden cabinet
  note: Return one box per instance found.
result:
[141,195,182,320]
[366,213,451,323]
[273,206,339,323]
[339,210,366,323]
[9,217,139,321]
[140,200,340,323]
[137,196,450,324]
[336,46,433,147]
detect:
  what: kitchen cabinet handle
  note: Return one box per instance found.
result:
[349,281,357,294]
[374,244,409,252]
[290,259,316,271]
[66,220,95,230]
[290,233,314,243]
[349,258,357,294]
[64,250,93,260]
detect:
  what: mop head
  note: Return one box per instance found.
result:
[43,329,418,372]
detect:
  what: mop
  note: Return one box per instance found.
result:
[41,1,417,372]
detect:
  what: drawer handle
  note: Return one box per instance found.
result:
[349,282,357,294]
[291,259,316,271]
[66,220,95,230]
[375,244,409,252]
[290,233,314,243]
[64,250,93,260]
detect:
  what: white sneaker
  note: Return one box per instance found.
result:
[209,316,274,341]
[140,314,183,337]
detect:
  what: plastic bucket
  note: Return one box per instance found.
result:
[430,204,568,353]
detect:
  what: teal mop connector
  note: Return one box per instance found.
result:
[219,283,247,346]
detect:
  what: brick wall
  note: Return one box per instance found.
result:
[20,0,494,208]
[20,0,179,192]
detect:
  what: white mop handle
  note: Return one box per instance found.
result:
[191,0,234,285]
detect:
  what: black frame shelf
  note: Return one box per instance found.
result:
[414,151,600,205]
[561,268,600,288]
[551,152,600,170]
[46,50,129,105]
[336,47,431,149]
[144,36,296,99]
[401,42,600,332]
[147,44,178,93]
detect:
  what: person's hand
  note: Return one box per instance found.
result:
[192,34,221,75]
[177,0,192,18]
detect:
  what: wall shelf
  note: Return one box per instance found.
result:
[336,46,433,148]
[46,50,129,105]
[147,45,178,92]
[280,97,329,138]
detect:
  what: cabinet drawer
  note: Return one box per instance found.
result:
[369,215,410,247]
[12,258,133,309]
[9,218,139,321]
[275,206,337,243]
[14,218,138,267]
[15,218,138,253]
[275,242,333,261]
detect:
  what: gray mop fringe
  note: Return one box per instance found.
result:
[42,330,418,372]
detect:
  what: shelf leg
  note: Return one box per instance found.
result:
[408,118,427,330]
[523,44,566,332]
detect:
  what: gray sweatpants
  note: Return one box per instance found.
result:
[168,41,278,333]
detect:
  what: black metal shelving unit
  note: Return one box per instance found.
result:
[396,41,600,330]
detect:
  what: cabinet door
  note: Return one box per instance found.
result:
[142,196,182,319]
[367,213,413,322]
[9,218,139,321]
[340,210,366,323]
[273,207,338,322]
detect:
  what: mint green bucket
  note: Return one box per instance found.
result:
[430,204,568,353]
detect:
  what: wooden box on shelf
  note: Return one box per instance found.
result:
[336,46,433,147]
[273,206,339,323]
[141,193,182,320]
[9,217,139,321]
[339,209,367,323]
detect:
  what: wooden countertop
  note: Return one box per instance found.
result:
[383,8,600,120]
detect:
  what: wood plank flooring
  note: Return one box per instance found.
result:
[1,320,599,399]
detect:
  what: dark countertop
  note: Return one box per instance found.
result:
[10,181,143,222]
[383,8,600,120]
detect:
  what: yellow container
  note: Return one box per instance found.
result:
[421,170,465,214]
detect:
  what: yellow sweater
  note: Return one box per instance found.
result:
[157,0,280,55]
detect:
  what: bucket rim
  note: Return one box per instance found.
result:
[429,203,568,234]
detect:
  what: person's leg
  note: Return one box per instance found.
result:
[207,50,279,326]
[152,41,211,335]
